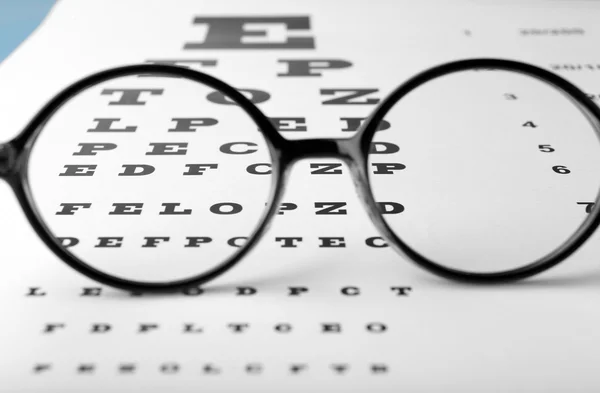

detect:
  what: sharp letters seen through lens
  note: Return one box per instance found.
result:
[27,74,274,284]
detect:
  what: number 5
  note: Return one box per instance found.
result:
[538,144,555,153]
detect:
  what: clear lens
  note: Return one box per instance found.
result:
[368,69,600,273]
[28,73,273,283]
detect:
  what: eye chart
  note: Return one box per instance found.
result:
[2,1,600,392]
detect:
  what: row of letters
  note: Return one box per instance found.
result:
[57,236,398,249]
[41,322,393,334]
[63,141,400,156]
[54,202,405,216]
[82,116,389,132]
[74,87,530,108]
[88,88,389,106]
[32,362,391,375]
[142,59,599,76]
[25,286,413,297]
[59,162,405,177]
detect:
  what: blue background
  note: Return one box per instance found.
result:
[0,0,55,63]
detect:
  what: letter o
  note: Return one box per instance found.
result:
[366,323,387,333]
[274,323,292,333]
[207,89,270,105]
[210,203,243,215]
[228,237,248,247]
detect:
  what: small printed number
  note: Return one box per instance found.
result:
[538,144,555,153]
[552,165,570,174]
[577,202,595,213]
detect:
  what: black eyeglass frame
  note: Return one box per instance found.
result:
[2,58,600,293]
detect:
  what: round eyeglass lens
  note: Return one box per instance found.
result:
[27,72,274,284]
[368,68,600,274]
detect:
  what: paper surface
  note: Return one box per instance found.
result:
[2,1,600,391]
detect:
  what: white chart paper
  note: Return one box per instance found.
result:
[2,1,600,392]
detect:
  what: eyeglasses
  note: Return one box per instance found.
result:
[4,58,600,293]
